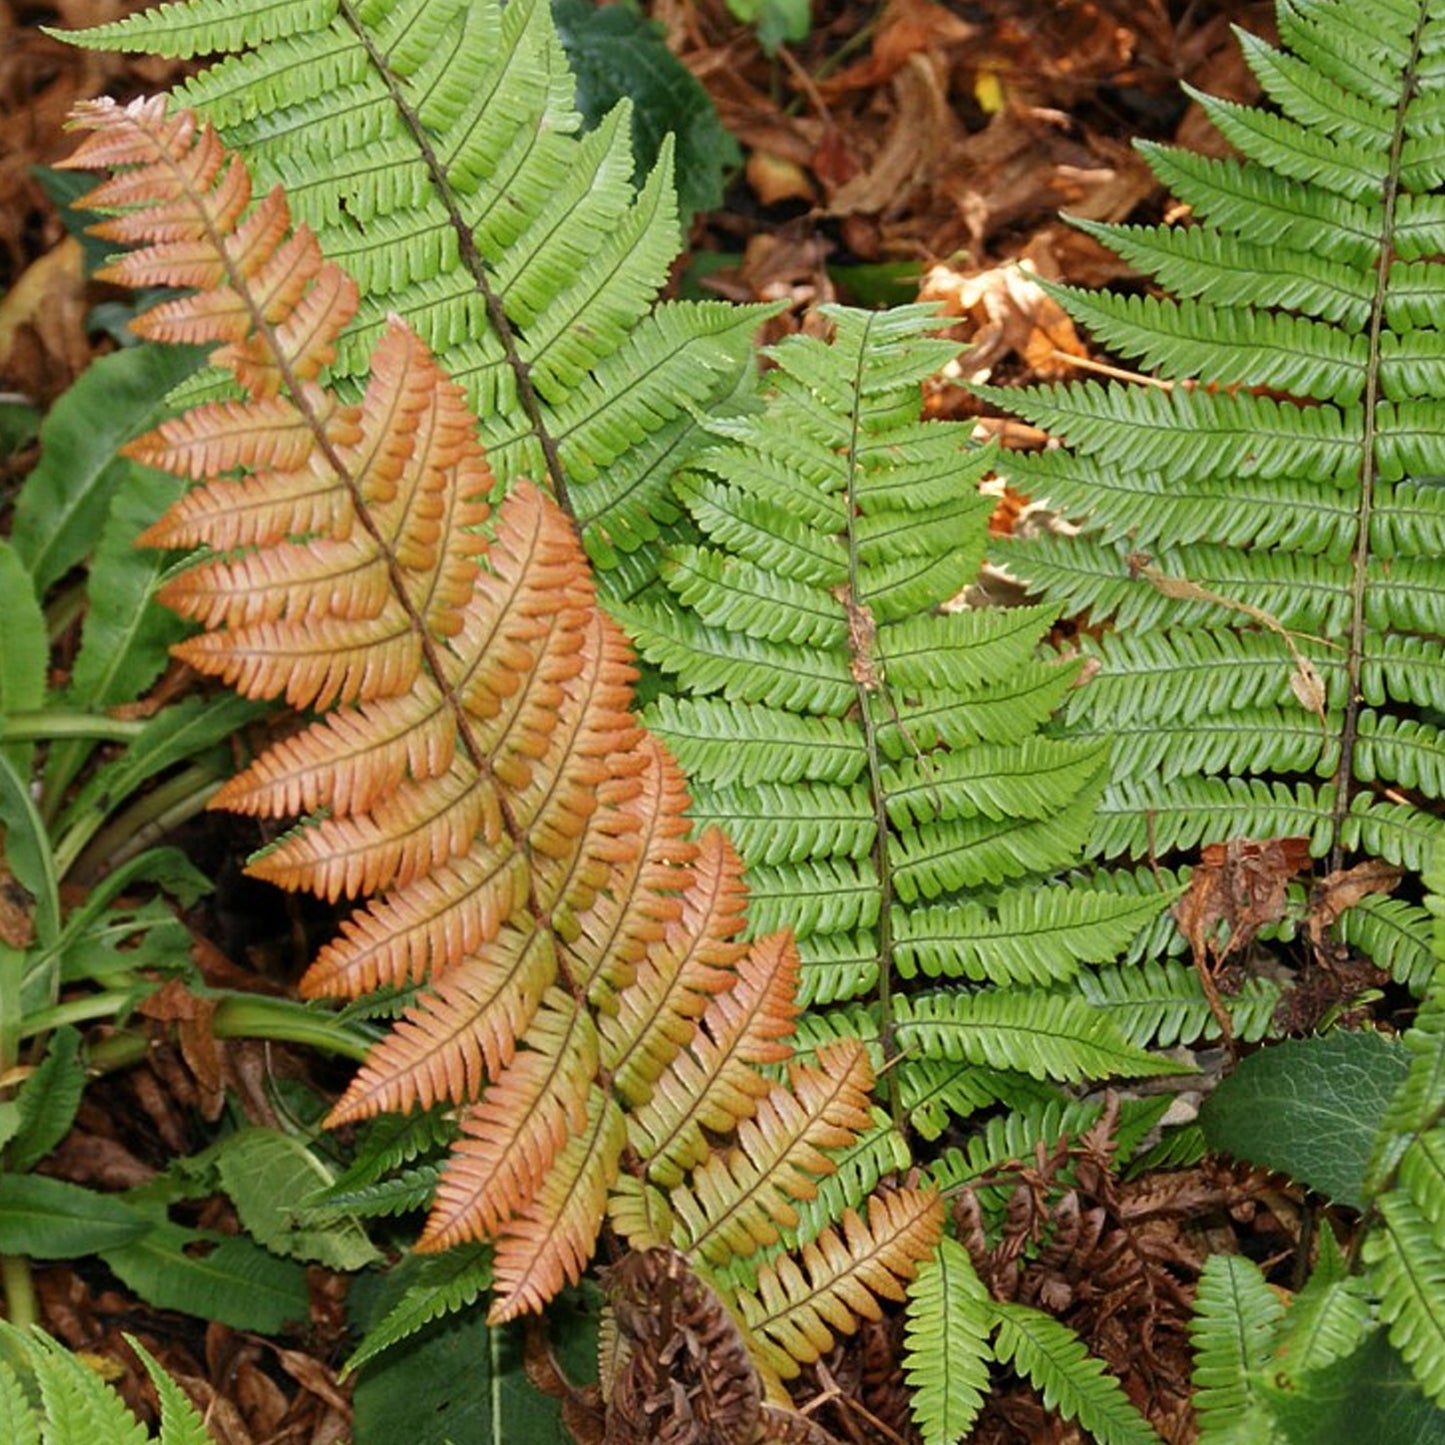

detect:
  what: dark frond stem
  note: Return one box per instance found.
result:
[842,315,902,1129]
[1332,6,1425,873]
[337,0,574,523]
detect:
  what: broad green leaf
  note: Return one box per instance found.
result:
[351,1287,593,1445]
[214,1128,380,1270]
[66,466,190,712]
[1262,1328,1445,1445]
[0,540,46,777]
[9,344,203,596]
[0,1174,149,1257]
[1201,1031,1410,1209]
[101,1221,309,1333]
[553,0,739,220]
[8,1026,85,1172]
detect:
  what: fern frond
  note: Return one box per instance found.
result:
[628,303,1166,1124]
[989,0,1445,989]
[63,102,940,1352]
[903,1235,993,1445]
[344,1243,494,1375]
[894,990,1180,1084]
[991,1301,1165,1445]
[1189,1254,1287,1444]
[669,1040,875,1267]
[734,1189,944,1379]
[60,0,768,590]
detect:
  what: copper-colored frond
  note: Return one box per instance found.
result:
[418,994,599,1249]
[670,1040,875,1267]
[629,929,802,1186]
[738,1190,945,1379]
[302,848,529,999]
[173,611,420,708]
[486,1089,627,1321]
[326,924,555,1124]
[603,824,750,1105]
[247,758,501,900]
[212,689,455,820]
[64,97,356,394]
[560,735,696,1009]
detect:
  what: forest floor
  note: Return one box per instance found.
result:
[2,2,1288,1442]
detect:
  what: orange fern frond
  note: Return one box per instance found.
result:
[626,926,803,1186]
[66,96,940,1345]
[670,1040,876,1267]
[736,1190,946,1379]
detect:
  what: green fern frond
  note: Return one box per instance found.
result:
[1363,1178,1445,1406]
[903,1236,992,1445]
[57,0,767,588]
[894,990,1181,1084]
[0,1323,215,1445]
[990,0,1445,987]
[1189,1254,1287,1445]
[345,1243,494,1375]
[1077,959,1281,1048]
[991,1301,1165,1445]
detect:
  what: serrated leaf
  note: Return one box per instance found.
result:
[214,1127,380,1270]
[9,344,204,596]
[101,1222,309,1333]
[8,1026,85,1172]
[1200,1031,1409,1208]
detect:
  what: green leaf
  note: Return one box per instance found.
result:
[904,1237,991,1445]
[214,1127,381,1270]
[0,753,59,951]
[351,1282,593,1445]
[0,1174,150,1258]
[101,1222,310,1334]
[7,1026,85,1172]
[1200,1031,1410,1208]
[346,1245,494,1376]
[991,1300,1164,1445]
[65,466,190,713]
[0,540,47,777]
[0,1346,40,1445]
[9,344,203,596]
[1262,1328,1445,1445]
[553,0,739,220]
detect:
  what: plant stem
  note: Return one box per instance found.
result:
[84,995,377,1074]
[1,1253,37,1330]
[0,713,147,745]
[58,763,224,882]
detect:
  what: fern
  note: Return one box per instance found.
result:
[619,307,1182,1116]
[61,98,943,1415]
[57,0,767,592]
[987,0,1445,993]
[903,1235,992,1445]
[991,1301,1164,1445]
[0,1323,216,1445]
[1188,1254,1286,1445]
